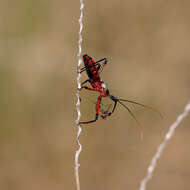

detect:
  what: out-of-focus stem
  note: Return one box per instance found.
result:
[140,102,190,190]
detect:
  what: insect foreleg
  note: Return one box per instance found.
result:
[109,100,118,116]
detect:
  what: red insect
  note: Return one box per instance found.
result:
[79,54,161,139]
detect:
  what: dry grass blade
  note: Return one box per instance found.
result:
[139,101,190,190]
[75,0,84,190]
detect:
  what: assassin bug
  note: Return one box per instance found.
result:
[79,54,162,139]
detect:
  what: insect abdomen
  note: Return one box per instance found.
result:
[83,54,98,79]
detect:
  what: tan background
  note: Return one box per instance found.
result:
[0,0,190,190]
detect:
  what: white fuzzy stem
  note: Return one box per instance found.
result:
[75,1,84,190]
[140,102,190,190]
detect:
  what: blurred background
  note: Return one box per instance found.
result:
[0,0,190,190]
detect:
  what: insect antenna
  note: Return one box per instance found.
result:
[117,100,143,140]
[119,99,163,118]
[80,58,107,73]
[80,63,99,73]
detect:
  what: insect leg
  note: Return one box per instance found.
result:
[108,100,118,115]
[79,86,102,93]
[100,100,118,119]
[81,79,90,85]
[96,95,102,115]
[107,94,120,116]
[79,95,102,125]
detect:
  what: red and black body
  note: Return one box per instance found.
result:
[83,54,101,80]
[79,54,162,139]
[81,54,108,90]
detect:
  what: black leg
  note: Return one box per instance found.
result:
[109,100,118,115]
[79,95,102,125]
[81,79,90,85]
[79,114,98,125]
